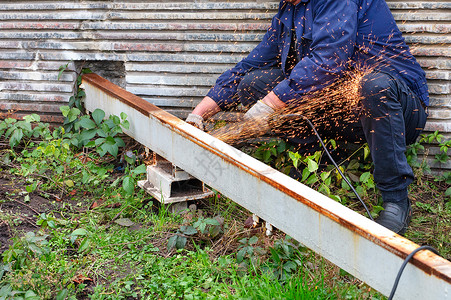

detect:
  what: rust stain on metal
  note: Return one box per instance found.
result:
[82,73,159,117]
[82,73,451,285]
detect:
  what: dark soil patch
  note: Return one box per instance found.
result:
[0,177,65,252]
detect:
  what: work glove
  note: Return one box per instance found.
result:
[244,100,275,120]
[243,100,275,134]
[185,113,204,131]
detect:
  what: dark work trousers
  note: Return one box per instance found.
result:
[236,68,428,203]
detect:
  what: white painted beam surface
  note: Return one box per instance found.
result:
[82,73,451,300]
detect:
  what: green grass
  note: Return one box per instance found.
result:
[0,114,449,299]
[0,169,383,299]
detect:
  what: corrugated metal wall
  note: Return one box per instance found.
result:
[0,1,277,123]
[0,1,450,167]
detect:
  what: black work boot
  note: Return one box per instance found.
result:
[375,199,412,235]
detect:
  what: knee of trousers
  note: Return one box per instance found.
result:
[359,72,398,113]
[236,74,258,107]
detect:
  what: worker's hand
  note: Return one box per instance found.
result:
[185,113,204,131]
[244,100,275,120]
[243,100,275,135]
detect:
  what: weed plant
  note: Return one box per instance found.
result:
[0,66,448,298]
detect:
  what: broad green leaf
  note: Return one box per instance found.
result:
[329,195,341,202]
[60,105,70,117]
[320,171,330,182]
[79,128,97,143]
[23,114,40,123]
[360,172,371,184]
[209,225,221,238]
[105,136,116,145]
[78,117,96,130]
[306,174,318,185]
[445,187,451,197]
[64,180,74,187]
[205,218,220,226]
[132,164,147,175]
[71,228,87,236]
[270,248,280,263]
[302,168,310,182]
[78,237,91,253]
[67,108,81,123]
[10,129,23,147]
[175,236,187,249]
[95,137,105,146]
[289,151,301,169]
[108,143,119,157]
[330,139,337,149]
[307,158,318,173]
[114,137,125,147]
[92,109,105,126]
[324,176,332,186]
[122,176,135,195]
[114,218,135,227]
[364,145,370,160]
[248,236,258,245]
[120,112,128,120]
[180,226,197,235]
[347,159,359,170]
[263,150,271,162]
[111,115,121,125]
[97,128,107,138]
[56,289,69,300]
[167,235,178,250]
[236,248,246,263]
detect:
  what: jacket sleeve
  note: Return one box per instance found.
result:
[206,16,282,109]
[273,0,358,104]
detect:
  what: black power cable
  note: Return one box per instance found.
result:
[388,245,440,299]
[277,114,443,299]
[280,114,374,220]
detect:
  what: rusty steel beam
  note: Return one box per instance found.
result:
[82,73,451,299]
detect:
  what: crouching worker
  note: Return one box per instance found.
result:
[185,0,428,235]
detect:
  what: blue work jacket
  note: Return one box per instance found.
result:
[207,0,429,108]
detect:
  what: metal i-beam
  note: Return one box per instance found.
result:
[82,73,451,299]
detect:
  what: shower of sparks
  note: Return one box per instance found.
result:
[210,66,374,145]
